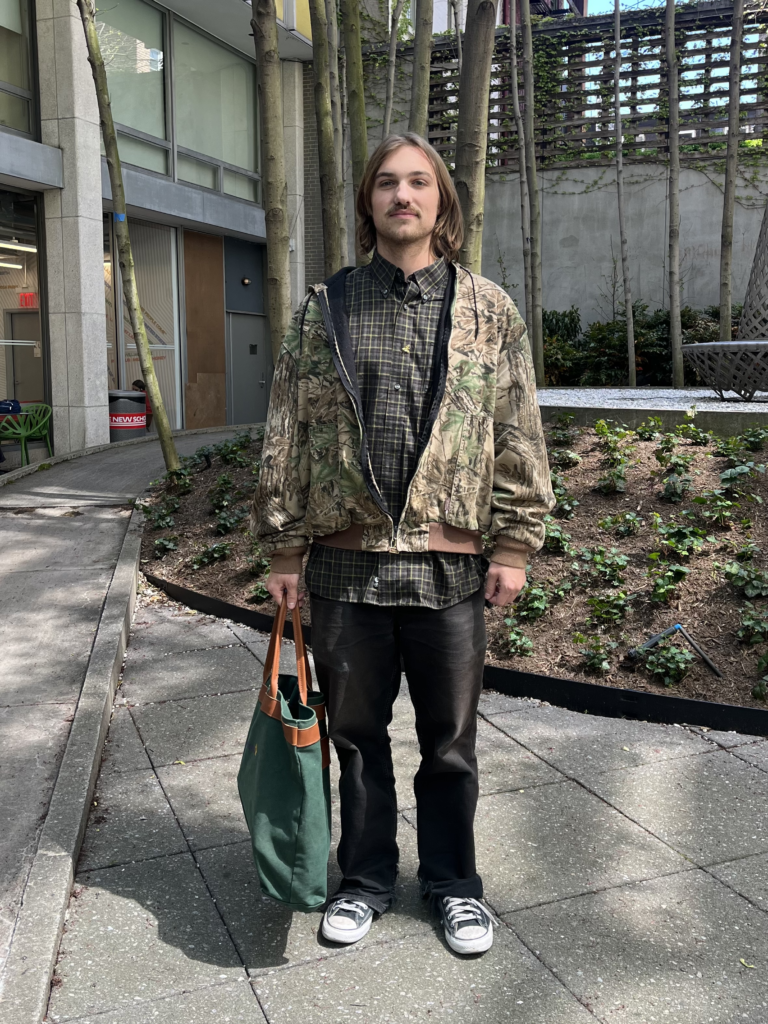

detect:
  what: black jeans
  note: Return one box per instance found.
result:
[310,588,486,914]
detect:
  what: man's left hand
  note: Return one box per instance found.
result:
[484,563,526,607]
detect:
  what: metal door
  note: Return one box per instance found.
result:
[227,312,271,425]
[7,311,44,402]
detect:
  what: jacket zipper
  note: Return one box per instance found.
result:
[315,286,395,542]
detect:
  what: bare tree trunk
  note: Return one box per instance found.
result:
[614,0,635,386]
[326,0,348,263]
[309,0,345,276]
[409,0,433,137]
[251,2,293,364]
[510,0,532,336]
[383,0,407,138]
[340,0,367,212]
[719,0,744,340]
[450,0,463,73]
[666,0,684,387]
[455,0,499,273]
[520,0,544,385]
[76,0,179,471]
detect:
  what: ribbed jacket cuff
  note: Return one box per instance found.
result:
[490,537,532,569]
[270,547,307,574]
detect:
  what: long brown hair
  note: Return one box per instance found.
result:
[355,133,464,262]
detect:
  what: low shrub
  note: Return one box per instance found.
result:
[693,489,739,528]
[544,516,574,553]
[644,640,695,686]
[737,602,768,645]
[549,448,582,469]
[586,591,634,626]
[191,541,233,570]
[647,558,690,604]
[514,584,551,622]
[721,561,768,598]
[599,511,644,537]
[504,619,534,657]
[153,535,178,558]
[577,546,629,587]
[573,632,617,674]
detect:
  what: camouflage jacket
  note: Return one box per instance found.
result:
[253,263,554,571]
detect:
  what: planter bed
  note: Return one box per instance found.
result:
[139,415,768,719]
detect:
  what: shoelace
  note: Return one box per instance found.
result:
[443,897,487,929]
[330,899,370,922]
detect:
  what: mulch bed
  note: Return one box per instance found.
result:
[140,418,768,710]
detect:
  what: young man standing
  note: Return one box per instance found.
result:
[254,134,553,955]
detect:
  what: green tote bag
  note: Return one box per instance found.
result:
[237,597,331,911]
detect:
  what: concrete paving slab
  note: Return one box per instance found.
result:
[0,430,239,507]
[436,782,687,914]
[130,690,258,766]
[490,705,714,781]
[0,568,114,706]
[122,644,259,704]
[46,979,266,1023]
[506,870,768,1024]
[0,506,130,572]
[478,692,541,717]
[99,706,151,774]
[157,755,250,851]
[129,608,244,659]
[709,852,768,910]
[227,625,273,665]
[252,926,595,1023]
[392,720,563,811]
[48,853,244,1021]
[685,725,764,748]
[77,768,188,872]
[588,749,768,865]
[733,740,768,772]
[0,701,74,968]
[196,820,436,977]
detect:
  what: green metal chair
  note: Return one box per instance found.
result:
[0,403,53,467]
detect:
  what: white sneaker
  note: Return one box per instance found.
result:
[321,897,375,944]
[438,897,494,955]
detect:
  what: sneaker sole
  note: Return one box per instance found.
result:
[443,924,494,955]
[321,914,373,945]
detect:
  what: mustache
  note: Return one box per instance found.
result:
[387,205,419,215]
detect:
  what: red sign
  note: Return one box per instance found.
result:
[19,292,38,308]
[109,413,146,428]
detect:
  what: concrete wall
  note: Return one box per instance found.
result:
[36,0,109,454]
[481,164,768,327]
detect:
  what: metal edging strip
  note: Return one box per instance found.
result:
[142,572,768,737]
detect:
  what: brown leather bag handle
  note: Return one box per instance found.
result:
[263,595,312,705]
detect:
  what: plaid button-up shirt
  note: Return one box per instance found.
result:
[304,251,485,608]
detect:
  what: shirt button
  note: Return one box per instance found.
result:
[421,295,428,303]
[382,288,388,297]
[393,383,401,391]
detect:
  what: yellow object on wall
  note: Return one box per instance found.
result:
[295,0,311,39]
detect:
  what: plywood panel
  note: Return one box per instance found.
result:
[183,231,226,426]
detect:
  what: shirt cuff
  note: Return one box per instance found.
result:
[270,547,307,574]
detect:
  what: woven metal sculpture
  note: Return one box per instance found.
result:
[683,341,768,401]
[739,199,768,341]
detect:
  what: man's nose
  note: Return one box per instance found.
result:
[394,182,412,205]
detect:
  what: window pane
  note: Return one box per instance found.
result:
[122,220,180,428]
[0,0,31,92]
[96,0,166,141]
[174,22,257,173]
[223,169,258,203]
[0,88,28,132]
[118,133,168,174]
[177,153,218,190]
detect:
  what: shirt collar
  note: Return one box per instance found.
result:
[369,249,449,300]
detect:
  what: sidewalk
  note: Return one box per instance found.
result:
[43,586,768,1023]
[0,430,240,981]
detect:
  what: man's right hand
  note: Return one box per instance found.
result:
[266,571,302,610]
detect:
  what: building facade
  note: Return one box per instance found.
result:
[0,0,313,462]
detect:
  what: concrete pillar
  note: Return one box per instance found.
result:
[282,59,305,309]
[36,0,109,453]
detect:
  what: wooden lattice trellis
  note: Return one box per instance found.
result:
[683,341,768,398]
[424,0,768,169]
[739,200,768,339]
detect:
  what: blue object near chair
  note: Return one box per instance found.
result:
[0,402,53,467]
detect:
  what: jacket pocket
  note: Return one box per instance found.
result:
[446,412,493,531]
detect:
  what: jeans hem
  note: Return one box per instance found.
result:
[329,889,394,915]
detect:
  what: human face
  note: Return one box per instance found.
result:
[370,145,441,256]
